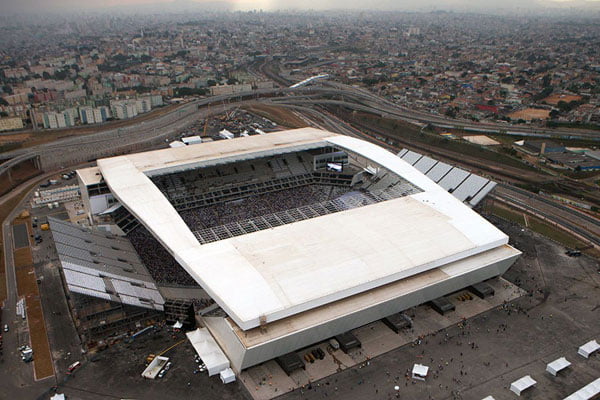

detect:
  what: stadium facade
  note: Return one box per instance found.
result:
[76,128,520,372]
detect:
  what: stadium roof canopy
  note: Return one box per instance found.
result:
[49,217,165,311]
[95,128,512,330]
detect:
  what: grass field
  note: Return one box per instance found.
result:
[490,202,600,258]
[490,204,526,225]
[12,217,54,380]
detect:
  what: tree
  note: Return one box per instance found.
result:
[445,107,458,118]
[542,74,552,88]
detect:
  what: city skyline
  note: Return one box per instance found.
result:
[2,0,600,13]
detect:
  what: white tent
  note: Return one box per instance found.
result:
[546,357,571,376]
[181,136,202,145]
[172,321,183,330]
[169,141,186,148]
[220,367,236,384]
[578,340,599,358]
[510,375,536,396]
[412,364,429,381]
[186,328,230,376]
[564,377,600,400]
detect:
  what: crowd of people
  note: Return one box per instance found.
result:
[180,184,350,231]
[127,225,198,286]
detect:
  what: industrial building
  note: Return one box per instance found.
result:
[71,128,520,373]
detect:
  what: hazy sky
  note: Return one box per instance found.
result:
[1,0,599,13]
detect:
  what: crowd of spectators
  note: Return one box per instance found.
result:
[180,184,349,230]
[127,225,198,286]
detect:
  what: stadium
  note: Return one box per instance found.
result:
[70,127,520,373]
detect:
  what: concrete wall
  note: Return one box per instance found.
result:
[207,251,519,372]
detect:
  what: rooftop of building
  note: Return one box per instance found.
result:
[90,128,511,331]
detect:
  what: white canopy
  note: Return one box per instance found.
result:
[186,328,230,376]
[546,357,571,376]
[172,321,183,329]
[220,367,236,384]
[510,375,537,396]
[564,377,600,400]
[412,364,429,380]
[578,340,599,358]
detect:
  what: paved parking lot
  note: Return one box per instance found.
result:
[278,217,600,400]
[12,223,28,249]
[3,204,598,400]
[241,278,524,400]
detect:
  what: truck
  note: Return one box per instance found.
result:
[142,356,169,379]
[67,361,81,374]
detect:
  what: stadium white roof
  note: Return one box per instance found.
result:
[49,217,164,311]
[397,149,496,206]
[96,128,511,330]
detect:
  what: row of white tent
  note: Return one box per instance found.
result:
[483,339,599,398]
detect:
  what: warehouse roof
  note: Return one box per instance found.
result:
[96,128,510,330]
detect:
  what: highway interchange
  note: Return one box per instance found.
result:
[0,66,598,250]
[0,58,598,400]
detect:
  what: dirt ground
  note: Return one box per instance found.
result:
[508,108,551,121]
[0,103,181,150]
[0,159,42,197]
[244,105,308,129]
[542,94,582,106]
[13,217,54,380]
[0,133,31,144]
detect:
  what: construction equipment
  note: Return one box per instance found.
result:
[146,339,186,365]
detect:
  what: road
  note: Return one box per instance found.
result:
[2,75,600,174]
[261,57,600,140]
[0,182,54,399]
[493,185,600,248]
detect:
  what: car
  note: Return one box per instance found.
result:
[67,361,81,373]
[158,370,166,378]
[3,324,8,332]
